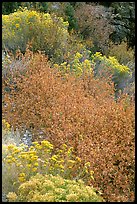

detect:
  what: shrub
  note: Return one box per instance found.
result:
[2,2,22,15]
[108,41,135,66]
[2,52,135,202]
[54,51,93,77]
[2,136,94,197]
[45,2,78,32]
[64,3,78,32]
[2,119,21,146]
[7,173,104,202]
[2,7,69,63]
[74,3,114,54]
[62,31,92,66]
[91,52,132,95]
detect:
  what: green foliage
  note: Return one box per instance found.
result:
[7,173,104,202]
[2,8,69,63]
[65,3,78,32]
[2,2,48,14]
[2,2,21,14]
[110,2,135,49]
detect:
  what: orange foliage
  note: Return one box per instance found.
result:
[2,50,135,202]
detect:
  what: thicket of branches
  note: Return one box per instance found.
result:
[2,51,135,202]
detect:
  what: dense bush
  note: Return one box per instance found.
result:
[54,51,93,77]
[2,120,95,201]
[109,2,135,49]
[45,2,78,32]
[2,8,69,63]
[2,51,135,202]
[108,41,135,66]
[7,173,104,202]
[2,2,22,14]
[74,2,114,54]
[91,52,132,96]
[2,136,93,183]
[2,137,93,198]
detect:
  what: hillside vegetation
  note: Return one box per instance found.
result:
[2,2,135,202]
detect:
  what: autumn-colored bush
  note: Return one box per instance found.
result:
[74,2,114,54]
[7,173,104,202]
[2,51,135,202]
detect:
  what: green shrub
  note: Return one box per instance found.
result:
[46,2,78,32]
[2,8,69,63]
[64,3,78,32]
[7,173,104,202]
[2,2,21,15]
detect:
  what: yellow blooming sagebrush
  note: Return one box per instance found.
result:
[2,119,11,131]
[53,49,93,77]
[7,192,17,202]
[91,51,132,85]
[3,139,95,202]
[7,173,104,202]
[2,8,69,63]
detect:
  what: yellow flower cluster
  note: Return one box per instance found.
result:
[2,8,69,64]
[2,119,11,131]
[92,52,131,75]
[54,51,93,77]
[18,173,26,182]
[3,139,93,188]
[7,173,104,202]
[7,192,17,202]
[15,23,19,28]
[108,56,130,73]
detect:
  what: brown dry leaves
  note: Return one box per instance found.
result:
[2,50,135,202]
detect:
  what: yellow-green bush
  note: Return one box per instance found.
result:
[2,119,17,145]
[2,138,94,197]
[92,52,132,86]
[2,120,11,143]
[2,119,11,131]
[7,173,104,202]
[54,51,93,77]
[108,41,135,66]
[2,7,69,63]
